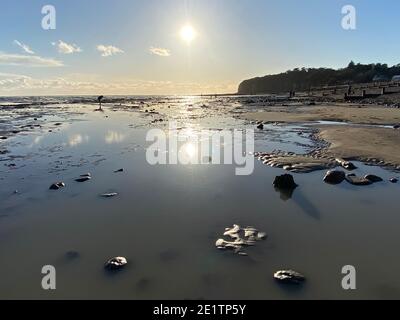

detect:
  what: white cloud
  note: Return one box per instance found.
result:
[149,47,171,57]
[96,45,124,57]
[0,53,63,67]
[13,40,35,54]
[52,40,82,54]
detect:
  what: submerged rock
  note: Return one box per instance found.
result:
[274,270,305,284]
[273,174,298,190]
[65,251,80,260]
[256,123,264,130]
[323,170,345,184]
[104,256,127,270]
[390,178,398,183]
[345,174,372,186]
[114,168,124,173]
[215,224,266,255]
[49,182,66,190]
[364,174,383,183]
[136,277,151,291]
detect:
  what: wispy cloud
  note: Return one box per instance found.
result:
[13,40,35,54]
[0,53,63,67]
[0,72,236,95]
[96,45,124,57]
[149,47,171,57]
[52,40,82,54]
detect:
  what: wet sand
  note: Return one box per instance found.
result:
[1,96,400,299]
[241,104,400,169]
[242,105,400,125]
[317,126,400,168]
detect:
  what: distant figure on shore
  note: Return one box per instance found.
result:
[96,95,104,111]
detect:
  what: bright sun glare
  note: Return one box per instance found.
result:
[184,143,196,158]
[180,25,196,44]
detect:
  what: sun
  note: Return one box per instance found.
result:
[180,25,196,44]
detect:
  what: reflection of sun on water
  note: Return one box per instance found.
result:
[105,131,125,144]
[68,134,89,147]
[184,143,196,159]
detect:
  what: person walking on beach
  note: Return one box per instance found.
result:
[96,95,104,111]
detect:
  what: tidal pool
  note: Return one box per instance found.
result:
[0,98,399,299]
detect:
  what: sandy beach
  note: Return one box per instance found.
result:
[241,103,400,169]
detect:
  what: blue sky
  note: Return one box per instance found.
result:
[0,0,399,95]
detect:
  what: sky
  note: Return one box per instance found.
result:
[0,0,399,96]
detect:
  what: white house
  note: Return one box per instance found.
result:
[392,75,400,82]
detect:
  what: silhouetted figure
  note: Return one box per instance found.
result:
[97,95,104,111]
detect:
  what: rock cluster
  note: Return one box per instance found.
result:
[215,224,266,256]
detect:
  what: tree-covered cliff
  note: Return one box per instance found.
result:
[237,62,400,94]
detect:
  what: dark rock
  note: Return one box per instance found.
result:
[0,136,7,140]
[390,178,398,183]
[114,168,124,173]
[256,123,264,130]
[345,174,372,186]
[364,174,383,183]
[49,182,66,190]
[323,170,345,184]
[274,270,305,284]
[273,174,298,190]
[75,176,91,182]
[104,256,127,270]
[393,125,400,129]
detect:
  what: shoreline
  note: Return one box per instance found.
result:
[240,103,400,170]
